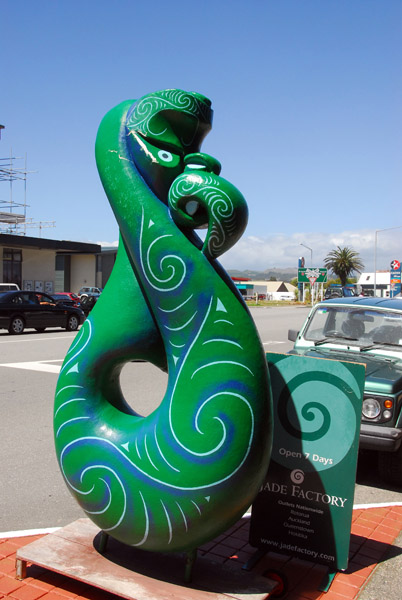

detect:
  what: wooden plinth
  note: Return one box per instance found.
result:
[16,519,276,600]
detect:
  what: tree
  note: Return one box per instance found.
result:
[324,246,364,286]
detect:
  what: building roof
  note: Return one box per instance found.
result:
[0,233,101,254]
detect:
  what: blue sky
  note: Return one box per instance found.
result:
[2,0,401,272]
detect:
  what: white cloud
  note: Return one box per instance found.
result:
[219,229,402,272]
[98,240,119,248]
[95,229,402,273]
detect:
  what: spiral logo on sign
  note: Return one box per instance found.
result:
[290,469,305,484]
[272,357,360,472]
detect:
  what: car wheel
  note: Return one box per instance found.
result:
[378,445,402,486]
[9,316,25,335]
[66,314,79,331]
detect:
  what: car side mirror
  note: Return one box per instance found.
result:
[288,329,299,342]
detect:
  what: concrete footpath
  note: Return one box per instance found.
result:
[0,504,401,600]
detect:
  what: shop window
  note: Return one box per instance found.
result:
[3,248,22,288]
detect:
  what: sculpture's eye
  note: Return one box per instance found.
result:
[158,150,173,163]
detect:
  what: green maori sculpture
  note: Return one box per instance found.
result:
[54,89,272,552]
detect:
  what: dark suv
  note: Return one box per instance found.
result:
[324,285,357,300]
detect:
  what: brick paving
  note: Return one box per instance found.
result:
[0,506,401,600]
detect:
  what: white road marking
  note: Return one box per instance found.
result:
[263,341,286,345]
[0,527,61,538]
[0,360,62,373]
[354,501,402,509]
[0,335,75,344]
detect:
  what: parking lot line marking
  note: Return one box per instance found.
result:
[354,502,402,509]
[0,527,61,538]
[0,335,75,344]
[0,360,62,373]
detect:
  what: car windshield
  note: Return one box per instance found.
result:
[304,306,402,349]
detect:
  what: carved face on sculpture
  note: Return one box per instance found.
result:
[125,91,214,203]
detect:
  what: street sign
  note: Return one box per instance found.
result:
[298,268,327,284]
[390,259,401,298]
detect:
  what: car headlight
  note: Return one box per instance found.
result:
[362,398,381,419]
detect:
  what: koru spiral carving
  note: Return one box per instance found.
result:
[54,89,272,552]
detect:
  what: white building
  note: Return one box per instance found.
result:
[233,279,296,301]
[0,233,102,294]
[357,272,390,297]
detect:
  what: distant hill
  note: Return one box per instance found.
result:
[227,267,298,282]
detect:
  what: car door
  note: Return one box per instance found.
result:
[15,292,41,329]
[0,294,16,328]
[35,293,64,327]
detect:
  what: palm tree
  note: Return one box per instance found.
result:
[324,246,364,286]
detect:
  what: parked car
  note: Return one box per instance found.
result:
[78,286,102,297]
[288,297,402,485]
[51,292,80,308]
[0,283,20,293]
[0,291,85,334]
[79,294,98,315]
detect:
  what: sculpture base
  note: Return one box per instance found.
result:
[16,519,276,600]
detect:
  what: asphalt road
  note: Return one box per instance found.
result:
[0,305,401,534]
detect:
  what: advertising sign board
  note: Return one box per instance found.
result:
[250,353,365,571]
[298,268,327,284]
[390,259,401,298]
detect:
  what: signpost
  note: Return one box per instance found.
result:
[298,257,305,301]
[390,259,401,298]
[249,353,365,589]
